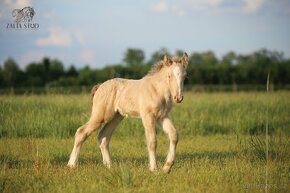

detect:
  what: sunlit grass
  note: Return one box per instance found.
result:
[0,92,289,192]
[0,135,289,193]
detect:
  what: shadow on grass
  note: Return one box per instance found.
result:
[51,153,103,166]
[177,151,238,161]
[52,154,152,167]
[0,150,238,169]
[51,151,238,167]
[0,154,34,169]
[51,154,69,165]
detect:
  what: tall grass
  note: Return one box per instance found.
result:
[0,92,290,138]
[247,135,290,162]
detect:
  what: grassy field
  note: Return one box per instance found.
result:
[0,92,289,192]
[1,92,290,137]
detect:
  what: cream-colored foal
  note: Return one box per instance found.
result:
[68,53,189,173]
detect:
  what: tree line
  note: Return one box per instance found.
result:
[0,48,289,89]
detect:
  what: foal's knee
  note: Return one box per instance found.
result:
[75,122,97,143]
[149,139,157,150]
[75,127,87,140]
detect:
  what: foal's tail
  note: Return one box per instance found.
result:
[90,84,101,105]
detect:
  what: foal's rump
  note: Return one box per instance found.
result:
[90,79,118,123]
[90,84,101,104]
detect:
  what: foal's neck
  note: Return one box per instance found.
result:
[144,71,171,98]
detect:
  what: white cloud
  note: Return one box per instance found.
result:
[20,50,45,68]
[15,0,31,8]
[151,0,224,15]
[171,5,187,16]
[80,49,95,65]
[151,0,265,15]
[74,31,86,46]
[4,0,31,8]
[1,0,31,19]
[42,11,54,20]
[36,26,71,47]
[187,0,223,10]
[151,1,169,13]
[150,0,188,15]
[243,0,264,13]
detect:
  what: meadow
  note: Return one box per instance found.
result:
[0,92,289,193]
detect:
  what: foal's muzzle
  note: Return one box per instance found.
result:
[173,95,183,103]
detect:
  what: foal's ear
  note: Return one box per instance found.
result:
[180,52,189,68]
[163,54,173,66]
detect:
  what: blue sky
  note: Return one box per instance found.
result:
[0,0,290,69]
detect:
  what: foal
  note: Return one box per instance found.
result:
[68,53,189,173]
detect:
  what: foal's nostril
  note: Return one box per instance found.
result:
[180,96,184,102]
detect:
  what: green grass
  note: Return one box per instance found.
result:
[0,92,289,192]
[0,92,290,138]
[0,136,289,193]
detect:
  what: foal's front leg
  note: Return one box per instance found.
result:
[160,117,179,173]
[142,115,157,172]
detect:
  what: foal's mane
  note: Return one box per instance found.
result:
[146,57,180,76]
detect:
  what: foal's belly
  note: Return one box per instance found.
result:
[117,107,140,118]
[115,97,140,118]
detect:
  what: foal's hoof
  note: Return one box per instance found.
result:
[104,163,111,169]
[149,167,158,173]
[67,163,76,168]
[162,167,171,174]
[163,162,173,174]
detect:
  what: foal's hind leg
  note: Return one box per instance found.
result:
[68,117,102,168]
[98,113,123,168]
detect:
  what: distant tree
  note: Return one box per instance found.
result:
[201,51,218,66]
[221,51,237,66]
[189,53,203,66]
[219,51,238,84]
[148,48,169,65]
[79,66,96,85]
[48,64,79,87]
[0,65,3,87]
[25,62,46,86]
[48,59,64,81]
[123,48,145,66]
[42,57,50,82]
[278,59,290,84]
[2,58,21,87]
[188,53,204,84]
[1,49,290,89]
[175,49,185,57]
[66,65,78,77]
[43,57,50,71]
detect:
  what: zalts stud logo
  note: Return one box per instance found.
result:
[6,6,39,29]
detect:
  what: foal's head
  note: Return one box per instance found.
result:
[164,53,189,103]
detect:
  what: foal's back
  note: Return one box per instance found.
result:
[92,76,170,120]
